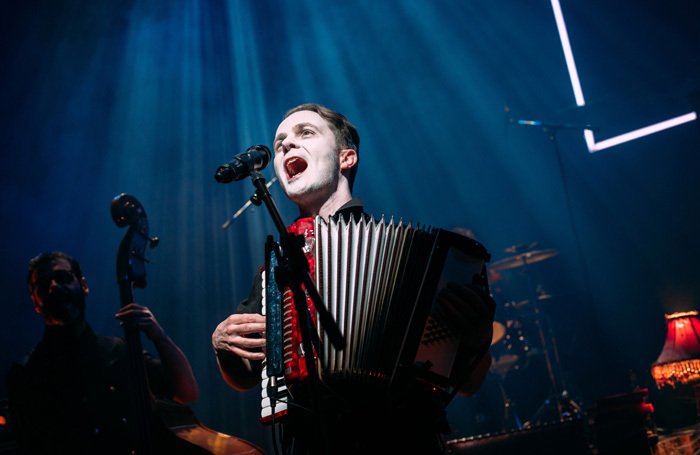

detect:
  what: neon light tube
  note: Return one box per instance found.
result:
[551,0,585,107]
[585,112,697,152]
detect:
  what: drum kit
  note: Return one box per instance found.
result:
[465,243,582,435]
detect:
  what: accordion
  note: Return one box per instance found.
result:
[260,214,491,424]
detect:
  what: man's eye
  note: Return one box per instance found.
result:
[301,130,314,137]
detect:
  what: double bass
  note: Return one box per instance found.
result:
[112,193,265,455]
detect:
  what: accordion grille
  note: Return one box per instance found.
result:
[314,215,436,385]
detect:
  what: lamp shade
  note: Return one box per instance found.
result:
[651,311,700,388]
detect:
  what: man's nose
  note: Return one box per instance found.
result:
[48,279,61,292]
[281,136,299,152]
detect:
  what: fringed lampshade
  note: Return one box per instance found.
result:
[651,311,700,388]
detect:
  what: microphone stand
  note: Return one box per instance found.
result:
[247,170,345,454]
[514,119,592,424]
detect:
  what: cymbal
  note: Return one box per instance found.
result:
[489,248,559,271]
[492,321,506,345]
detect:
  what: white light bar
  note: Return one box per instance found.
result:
[585,112,697,153]
[551,0,585,107]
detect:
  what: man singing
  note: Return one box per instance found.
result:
[212,104,495,454]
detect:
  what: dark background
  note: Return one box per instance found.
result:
[1,1,699,452]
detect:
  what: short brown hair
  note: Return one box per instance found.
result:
[27,251,83,287]
[284,103,360,191]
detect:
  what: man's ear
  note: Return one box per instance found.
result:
[339,148,358,171]
[80,277,90,297]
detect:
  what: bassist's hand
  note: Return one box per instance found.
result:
[116,302,167,342]
[116,302,200,402]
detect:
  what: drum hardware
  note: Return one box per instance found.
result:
[451,364,523,437]
[489,317,535,379]
[490,245,579,427]
[489,249,559,272]
[518,294,552,303]
[519,262,581,426]
[507,294,554,310]
[452,242,579,438]
[503,242,538,254]
[494,373,522,433]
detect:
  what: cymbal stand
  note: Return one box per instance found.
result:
[520,258,581,426]
[496,375,523,431]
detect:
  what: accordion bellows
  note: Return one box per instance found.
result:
[312,215,489,388]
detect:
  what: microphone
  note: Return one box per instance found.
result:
[214,145,272,183]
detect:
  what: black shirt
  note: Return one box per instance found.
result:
[7,323,171,455]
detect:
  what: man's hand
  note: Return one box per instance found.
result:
[435,282,496,394]
[439,282,495,348]
[116,302,199,403]
[115,303,167,341]
[212,313,266,361]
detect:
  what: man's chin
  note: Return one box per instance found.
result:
[280,179,333,213]
[44,303,84,325]
[281,181,309,201]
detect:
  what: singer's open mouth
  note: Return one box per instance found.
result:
[285,157,308,180]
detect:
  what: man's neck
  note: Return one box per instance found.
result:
[300,196,352,220]
[45,317,87,338]
[298,190,353,220]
